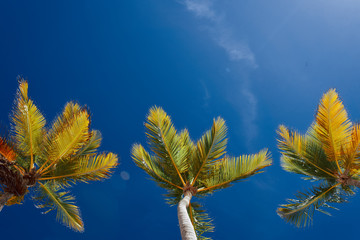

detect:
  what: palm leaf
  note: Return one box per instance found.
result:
[191,117,227,185]
[178,129,195,180]
[188,202,214,240]
[278,125,337,179]
[313,89,352,167]
[39,153,118,186]
[277,182,344,227]
[144,106,187,186]
[132,143,183,191]
[34,182,83,232]
[11,79,45,169]
[39,107,91,174]
[197,149,271,194]
[341,124,360,171]
[72,130,102,158]
[47,102,83,137]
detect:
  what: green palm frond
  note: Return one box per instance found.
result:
[277,182,346,227]
[164,187,184,206]
[11,79,45,170]
[39,107,91,174]
[313,89,352,166]
[34,182,83,232]
[189,202,214,240]
[191,117,227,185]
[198,149,271,194]
[132,143,183,191]
[39,153,118,186]
[145,106,187,186]
[278,125,337,179]
[178,129,195,180]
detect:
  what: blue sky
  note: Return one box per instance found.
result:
[2,0,360,239]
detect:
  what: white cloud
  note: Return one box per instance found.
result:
[182,0,256,67]
[241,86,258,146]
[182,0,259,147]
[184,0,216,19]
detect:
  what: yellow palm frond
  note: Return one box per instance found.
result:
[313,89,352,168]
[11,79,45,169]
[145,106,187,186]
[72,130,102,158]
[277,125,337,179]
[39,153,118,186]
[34,182,83,232]
[341,124,360,171]
[191,117,227,185]
[197,149,271,194]
[47,102,83,138]
[39,107,91,174]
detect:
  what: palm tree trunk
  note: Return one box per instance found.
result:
[178,191,197,240]
[0,192,13,212]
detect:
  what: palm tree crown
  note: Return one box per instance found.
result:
[132,106,272,239]
[277,89,360,227]
[0,79,118,231]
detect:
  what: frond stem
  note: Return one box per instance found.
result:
[191,128,217,186]
[197,164,270,193]
[26,109,34,171]
[282,182,341,216]
[39,163,114,181]
[38,182,82,228]
[327,107,343,174]
[158,127,186,187]
[143,161,183,190]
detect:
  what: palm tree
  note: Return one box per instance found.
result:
[0,79,118,232]
[277,89,360,227]
[132,107,272,239]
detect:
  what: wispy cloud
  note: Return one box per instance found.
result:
[181,0,259,147]
[183,0,216,19]
[240,83,258,147]
[182,0,256,67]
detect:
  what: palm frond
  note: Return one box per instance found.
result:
[47,102,83,137]
[191,117,227,185]
[72,130,102,158]
[5,194,24,206]
[277,182,345,227]
[11,79,45,169]
[0,137,16,162]
[197,149,271,194]
[144,106,187,186]
[341,124,360,171]
[188,202,214,240]
[278,125,337,179]
[313,89,352,167]
[178,129,195,180]
[132,143,183,191]
[39,107,91,174]
[34,182,83,232]
[39,153,118,186]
